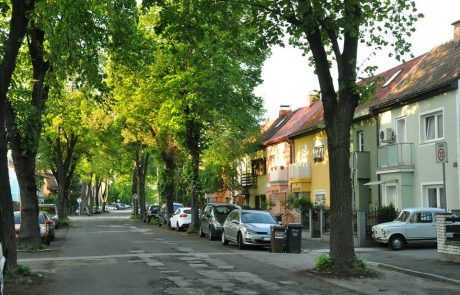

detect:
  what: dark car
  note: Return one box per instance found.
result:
[199,203,240,240]
[143,205,161,223]
[158,202,184,227]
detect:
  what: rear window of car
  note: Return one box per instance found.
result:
[214,206,235,215]
[38,214,46,224]
[14,214,20,224]
[183,209,192,214]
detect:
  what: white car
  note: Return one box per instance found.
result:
[1,242,5,295]
[221,210,277,249]
[372,207,446,250]
[169,207,192,231]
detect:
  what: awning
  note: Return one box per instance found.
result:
[364,179,397,186]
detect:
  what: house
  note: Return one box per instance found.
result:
[351,54,426,210]
[368,21,460,210]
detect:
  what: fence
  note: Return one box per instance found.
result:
[365,208,399,238]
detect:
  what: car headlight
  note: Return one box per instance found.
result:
[245,228,257,235]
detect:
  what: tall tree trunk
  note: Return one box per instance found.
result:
[6,20,49,249]
[160,148,175,223]
[88,176,94,215]
[185,106,201,232]
[101,180,108,212]
[0,0,35,269]
[52,130,78,220]
[137,149,149,219]
[132,148,139,217]
[95,175,101,211]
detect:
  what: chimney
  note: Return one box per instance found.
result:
[453,20,460,40]
[279,105,291,117]
[307,90,319,107]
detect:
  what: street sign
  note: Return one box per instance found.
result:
[77,197,82,204]
[435,142,448,163]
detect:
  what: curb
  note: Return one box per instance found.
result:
[372,262,460,285]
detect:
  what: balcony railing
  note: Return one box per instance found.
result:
[269,169,288,184]
[377,143,414,171]
[289,162,311,179]
[240,173,257,188]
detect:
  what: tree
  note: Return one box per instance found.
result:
[143,0,269,232]
[0,0,35,268]
[237,0,421,271]
[4,0,138,248]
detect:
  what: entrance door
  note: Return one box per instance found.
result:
[311,209,321,238]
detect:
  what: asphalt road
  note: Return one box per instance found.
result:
[18,212,355,295]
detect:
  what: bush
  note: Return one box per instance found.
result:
[315,253,333,270]
[353,257,368,271]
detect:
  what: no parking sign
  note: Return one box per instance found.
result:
[435,142,448,163]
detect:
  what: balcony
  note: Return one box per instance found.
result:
[240,173,257,188]
[377,143,415,174]
[289,163,311,180]
[269,168,288,184]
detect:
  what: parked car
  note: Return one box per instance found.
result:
[158,202,184,227]
[221,210,277,249]
[169,207,193,231]
[42,211,56,241]
[372,207,446,250]
[144,205,161,223]
[0,242,5,295]
[199,203,240,240]
[39,204,59,229]
[14,211,54,245]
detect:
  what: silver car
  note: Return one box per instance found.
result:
[221,210,277,249]
[1,242,5,295]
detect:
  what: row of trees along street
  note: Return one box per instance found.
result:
[0,0,421,274]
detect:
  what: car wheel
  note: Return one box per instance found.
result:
[221,230,229,245]
[389,235,405,250]
[199,226,205,237]
[176,222,180,232]
[208,226,214,241]
[237,232,245,250]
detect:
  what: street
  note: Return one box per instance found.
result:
[16,212,354,295]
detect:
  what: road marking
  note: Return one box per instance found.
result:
[18,252,255,263]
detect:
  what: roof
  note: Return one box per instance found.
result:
[262,102,322,146]
[288,101,324,139]
[260,109,296,145]
[371,39,460,111]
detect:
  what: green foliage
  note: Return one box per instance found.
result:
[283,197,313,211]
[43,196,57,204]
[353,257,368,272]
[58,218,71,226]
[315,254,333,270]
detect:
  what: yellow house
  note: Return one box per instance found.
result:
[288,102,330,207]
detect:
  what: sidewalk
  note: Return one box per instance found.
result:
[299,238,460,284]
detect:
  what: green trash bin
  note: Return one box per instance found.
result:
[285,224,303,253]
[270,225,285,253]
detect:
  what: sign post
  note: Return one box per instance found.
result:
[77,197,82,216]
[435,142,448,210]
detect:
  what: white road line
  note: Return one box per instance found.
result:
[18,251,255,263]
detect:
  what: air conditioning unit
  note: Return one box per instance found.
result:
[379,128,394,143]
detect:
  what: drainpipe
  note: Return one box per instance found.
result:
[375,113,382,207]
[457,79,460,209]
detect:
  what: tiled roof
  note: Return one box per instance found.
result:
[288,102,324,138]
[371,39,460,110]
[355,54,426,114]
[262,102,322,146]
[260,110,296,144]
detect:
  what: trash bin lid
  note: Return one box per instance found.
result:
[287,223,303,228]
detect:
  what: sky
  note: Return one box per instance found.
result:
[255,0,460,120]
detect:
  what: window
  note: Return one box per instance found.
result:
[357,131,364,151]
[423,184,445,209]
[382,69,403,88]
[421,110,443,143]
[384,185,397,208]
[314,190,326,207]
[313,145,324,162]
[301,144,308,161]
[395,117,406,143]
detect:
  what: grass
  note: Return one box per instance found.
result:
[311,254,375,279]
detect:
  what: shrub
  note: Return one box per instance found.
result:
[315,253,333,270]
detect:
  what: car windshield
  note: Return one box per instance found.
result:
[395,211,410,222]
[241,212,276,224]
